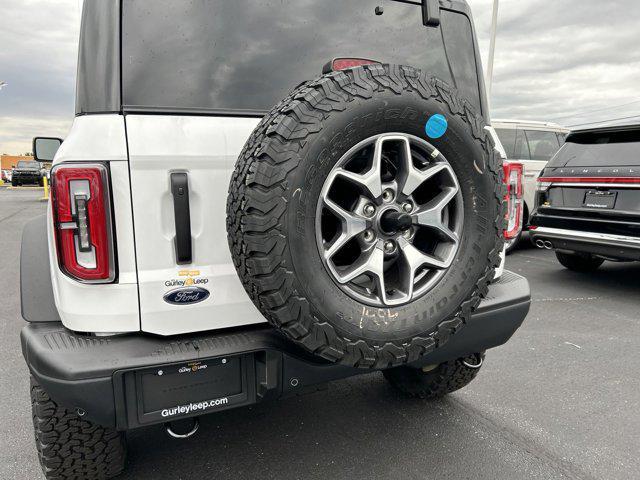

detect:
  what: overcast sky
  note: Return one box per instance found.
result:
[1,0,639,155]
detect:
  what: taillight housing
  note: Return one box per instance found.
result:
[536,173,552,192]
[51,163,115,283]
[535,174,552,208]
[503,161,524,240]
[322,57,380,74]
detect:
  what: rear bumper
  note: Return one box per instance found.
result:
[531,226,640,260]
[21,271,530,430]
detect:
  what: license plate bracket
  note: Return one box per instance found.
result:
[584,190,616,209]
[129,354,254,425]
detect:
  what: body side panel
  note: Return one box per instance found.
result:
[50,115,140,332]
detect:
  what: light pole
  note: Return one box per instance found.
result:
[486,0,499,101]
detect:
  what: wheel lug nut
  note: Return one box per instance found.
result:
[363,230,375,242]
[402,201,413,213]
[403,228,412,239]
[384,240,396,253]
[382,189,395,202]
[363,204,376,217]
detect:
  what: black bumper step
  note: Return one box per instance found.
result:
[21,271,530,430]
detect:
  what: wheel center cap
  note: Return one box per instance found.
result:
[379,210,412,234]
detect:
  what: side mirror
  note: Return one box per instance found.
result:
[33,137,63,162]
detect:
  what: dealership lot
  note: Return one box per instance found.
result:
[1,188,639,480]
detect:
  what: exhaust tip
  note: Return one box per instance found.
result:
[544,241,553,250]
[535,239,545,249]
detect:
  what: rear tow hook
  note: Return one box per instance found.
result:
[462,353,483,369]
[165,417,200,439]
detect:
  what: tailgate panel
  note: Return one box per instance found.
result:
[125,115,265,335]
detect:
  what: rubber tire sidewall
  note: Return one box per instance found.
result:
[556,251,604,272]
[286,89,498,344]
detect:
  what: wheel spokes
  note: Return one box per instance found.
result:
[333,240,385,287]
[323,197,367,260]
[328,136,386,199]
[399,235,452,272]
[412,186,459,245]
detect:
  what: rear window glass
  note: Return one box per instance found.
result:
[495,127,563,160]
[525,130,560,161]
[549,128,640,167]
[494,128,516,157]
[16,161,39,169]
[122,0,482,114]
[513,130,531,160]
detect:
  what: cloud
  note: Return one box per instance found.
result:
[0,116,71,155]
[468,0,640,126]
[0,0,81,154]
[1,0,639,155]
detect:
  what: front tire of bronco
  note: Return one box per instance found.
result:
[31,377,126,480]
[383,353,485,399]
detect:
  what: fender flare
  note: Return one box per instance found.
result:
[21,215,60,322]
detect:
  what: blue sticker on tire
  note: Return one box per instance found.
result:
[425,114,448,139]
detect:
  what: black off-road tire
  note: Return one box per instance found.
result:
[30,376,126,479]
[227,64,504,369]
[556,251,604,272]
[11,178,18,186]
[383,353,485,399]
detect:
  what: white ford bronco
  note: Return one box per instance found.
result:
[21,1,530,478]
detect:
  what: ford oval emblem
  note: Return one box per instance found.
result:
[163,287,210,305]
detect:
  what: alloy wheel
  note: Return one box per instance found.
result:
[316,133,464,307]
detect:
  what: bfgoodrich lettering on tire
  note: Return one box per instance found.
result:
[227,64,504,368]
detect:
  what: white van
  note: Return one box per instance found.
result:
[493,119,569,251]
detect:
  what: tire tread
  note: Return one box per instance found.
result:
[227,64,504,368]
[30,377,126,480]
[383,354,485,399]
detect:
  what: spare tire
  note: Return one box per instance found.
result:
[227,64,504,369]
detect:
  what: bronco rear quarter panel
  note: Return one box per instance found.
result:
[48,115,139,332]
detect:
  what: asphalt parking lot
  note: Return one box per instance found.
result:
[1,187,639,480]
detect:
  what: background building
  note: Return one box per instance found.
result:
[1,154,34,171]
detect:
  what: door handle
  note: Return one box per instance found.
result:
[170,172,192,264]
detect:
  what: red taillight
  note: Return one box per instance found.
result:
[322,57,380,73]
[51,163,115,282]
[503,162,524,240]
